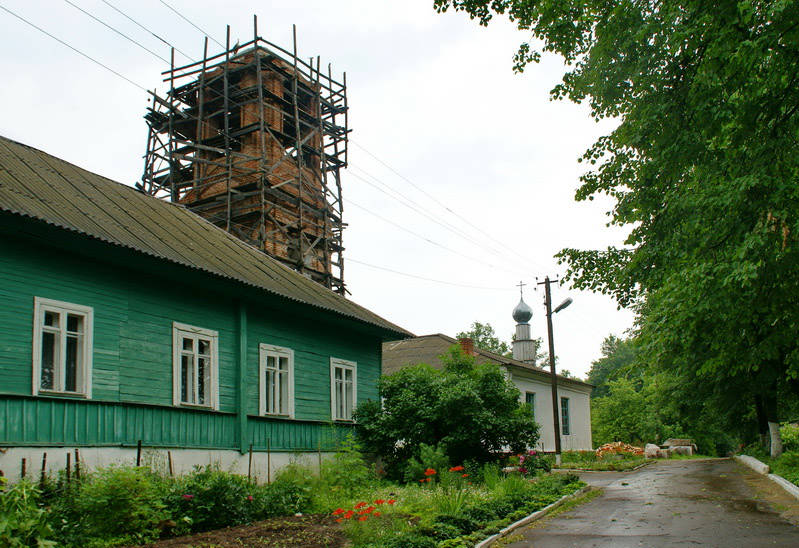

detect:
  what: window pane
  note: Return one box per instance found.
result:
[335,367,342,381]
[278,356,289,372]
[279,371,288,414]
[181,354,190,402]
[66,314,81,333]
[345,380,353,419]
[266,369,275,413]
[198,338,209,356]
[65,333,78,392]
[198,356,208,405]
[41,331,57,390]
[44,311,58,328]
[182,337,193,351]
[345,368,352,383]
[267,355,276,371]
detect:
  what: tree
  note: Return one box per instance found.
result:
[434,0,799,457]
[587,335,638,398]
[354,346,539,477]
[457,321,511,356]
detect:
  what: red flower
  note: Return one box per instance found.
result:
[247,495,254,501]
[332,508,345,515]
[374,499,385,505]
[182,494,194,500]
[449,465,464,472]
[424,468,437,476]
[335,518,343,523]
[419,479,426,483]
[386,499,396,505]
[374,511,382,517]
[461,473,469,478]
[426,478,432,482]
[354,502,367,509]
[343,511,354,519]
[358,515,368,521]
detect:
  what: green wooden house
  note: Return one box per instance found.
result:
[0,135,410,481]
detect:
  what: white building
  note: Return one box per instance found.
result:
[382,296,593,452]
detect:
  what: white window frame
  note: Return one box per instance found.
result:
[32,297,93,397]
[259,344,294,418]
[172,322,219,410]
[330,357,357,421]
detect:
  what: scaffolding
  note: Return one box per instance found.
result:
[139,23,348,294]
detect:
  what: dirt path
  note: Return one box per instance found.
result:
[504,458,799,548]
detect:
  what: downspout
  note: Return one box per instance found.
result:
[238,301,248,454]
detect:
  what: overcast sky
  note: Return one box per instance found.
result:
[0,0,635,378]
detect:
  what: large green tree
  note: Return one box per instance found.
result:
[457,321,512,356]
[435,0,799,456]
[587,335,639,398]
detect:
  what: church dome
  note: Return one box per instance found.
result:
[512,297,533,324]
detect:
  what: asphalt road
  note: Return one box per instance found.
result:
[505,459,799,548]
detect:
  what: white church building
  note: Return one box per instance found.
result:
[382,295,593,452]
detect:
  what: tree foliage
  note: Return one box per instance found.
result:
[586,335,638,398]
[354,346,539,477]
[435,0,799,455]
[456,321,511,356]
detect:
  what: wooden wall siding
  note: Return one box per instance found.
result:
[0,396,347,451]
[0,232,382,450]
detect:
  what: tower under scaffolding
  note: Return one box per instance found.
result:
[138,23,348,295]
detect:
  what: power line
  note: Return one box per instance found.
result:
[0,3,148,92]
[101,0,194,62]
[159,0,224,49]
[347,259,513,291]
[348,165,537,275]
[64,0,169,64]
[347,198,522,276]
[351,140,549,272]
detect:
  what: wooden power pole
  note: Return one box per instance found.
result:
[539,276,562,465]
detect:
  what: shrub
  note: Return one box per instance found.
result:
[320,434,374,496]
[73,466,168,546]
[258,472,313,517]
[781,423,799,452]
[355,347,539,477]
[166,466,255,532]
[433,513,480,535]
[403,443,449,483]
[0,478,55,547]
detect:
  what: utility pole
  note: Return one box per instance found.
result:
[539,276,562,465]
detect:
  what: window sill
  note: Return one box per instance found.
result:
[261,413,295,420]
[36,390,89,399]
[177,402,217,411]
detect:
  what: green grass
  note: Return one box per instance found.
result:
[548,451,646,471]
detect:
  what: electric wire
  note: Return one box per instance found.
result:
[101,0,194,62]
[0,2,148,92]
[63,0,170,64]
[159,0,224,49]
[347,259,513,291]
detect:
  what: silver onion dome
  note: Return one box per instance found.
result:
[512,297,533,324]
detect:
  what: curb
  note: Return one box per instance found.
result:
[734,454,770,475]
[735,454,799,501]
[474,485,593,548]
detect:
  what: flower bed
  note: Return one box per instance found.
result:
[550,450,646,471]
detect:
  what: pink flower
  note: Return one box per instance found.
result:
[247,495,254,501]
[182,494,194,500]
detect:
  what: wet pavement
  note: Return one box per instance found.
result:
[505,458,799,547]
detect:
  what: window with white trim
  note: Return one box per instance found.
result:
[330,358,356,421]
[32,297,93,397]
[172,323,218,409]
[259,344,294,417]
[561,396,570,436]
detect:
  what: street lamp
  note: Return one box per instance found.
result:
[539,277,572,466]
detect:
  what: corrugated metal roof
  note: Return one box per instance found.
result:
[0,135,411,337]
[382,334,593,389]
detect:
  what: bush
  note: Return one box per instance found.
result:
[355,346,539,477]
[403,443,449,483]
[0,478,55,547]
[166,466,255,533]
[258,470,313,517]
[781,423,799,452]
[320,434,374,496]
[73,466,168,546]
